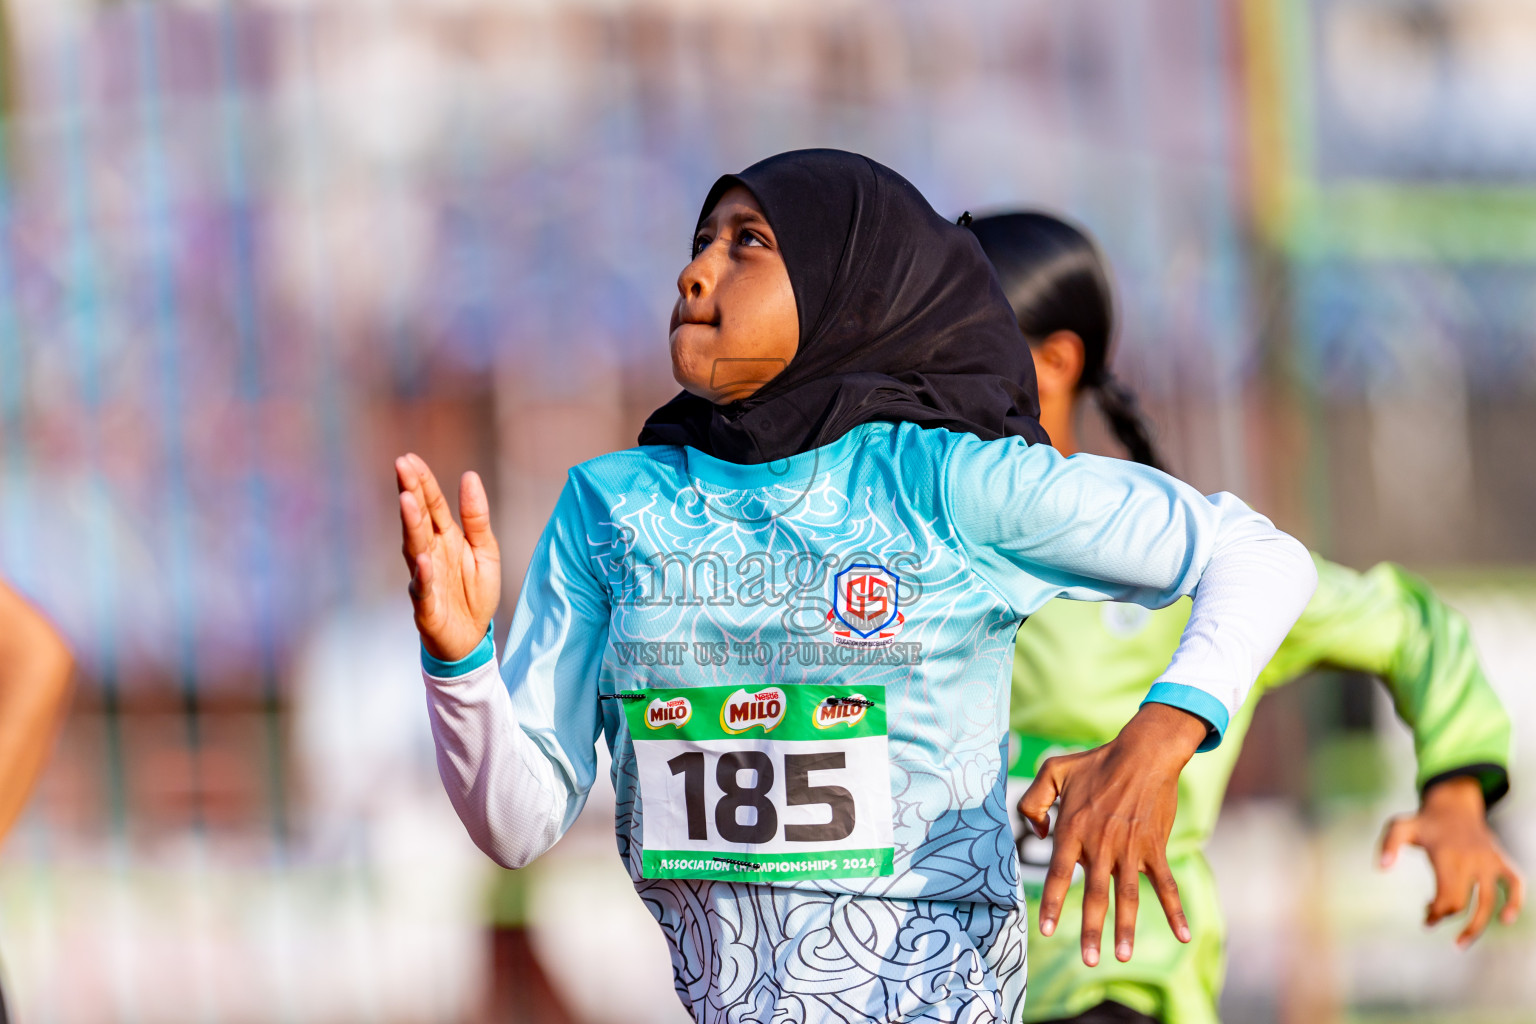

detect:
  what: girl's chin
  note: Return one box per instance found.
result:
[673,374,740,406]
[670,364,714,401]
[669,346,716,395]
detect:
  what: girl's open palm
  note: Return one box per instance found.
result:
[396,454,501,662]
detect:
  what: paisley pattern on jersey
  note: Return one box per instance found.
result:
[478,421,1275,1019]
[589,436,1025,907]
[635,877,1029,1024]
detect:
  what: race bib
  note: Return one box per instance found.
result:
[1006,732,1088,895]
[621,683,894,883]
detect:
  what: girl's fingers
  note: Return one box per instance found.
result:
[1458,875,1499,947]
[410,552,437,617]
[1378,816,1418,870]
[1148,852,1190,942]
[1079,856,1111,967]
[1037,830,1080,939]
[398,456,433,529]
[459,471,498,553]
[400,491,434,564]
[408,454,460,536]
[1427,862,1470,925]
[1500,861,1526,925]
[1113,864,1139,962]
[1019,758,1065,840]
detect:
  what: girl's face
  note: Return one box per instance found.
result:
[670,186,799,405]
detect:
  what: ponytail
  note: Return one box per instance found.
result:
[966,210,1172,474]
[1093,372,1165,472]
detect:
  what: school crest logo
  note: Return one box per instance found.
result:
[828,563,905,648]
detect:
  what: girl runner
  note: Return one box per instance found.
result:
[395,151,1317,1023]
[967,210,1523,1024]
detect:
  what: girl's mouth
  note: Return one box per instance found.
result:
[673,297,721,331]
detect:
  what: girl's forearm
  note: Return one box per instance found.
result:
[423,654,575,869]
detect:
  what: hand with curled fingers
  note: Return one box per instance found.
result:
[395,453,501,662]
[1378,774,1525,948]
[1018,702,1208,967]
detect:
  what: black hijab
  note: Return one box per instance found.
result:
[638,149,1049,463]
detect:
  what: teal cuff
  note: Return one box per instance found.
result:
[422,620,496,678]
[1141,682,1229,753]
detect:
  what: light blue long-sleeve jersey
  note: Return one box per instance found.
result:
[425,421,1316,908]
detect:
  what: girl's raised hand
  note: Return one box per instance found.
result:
[395,454,501,662]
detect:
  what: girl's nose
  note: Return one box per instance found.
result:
[677,246,718,299]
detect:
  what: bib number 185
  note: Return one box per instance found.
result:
[668,750,855,845]
[623,683,895,883]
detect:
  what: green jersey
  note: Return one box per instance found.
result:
[1009,556,1511,1024]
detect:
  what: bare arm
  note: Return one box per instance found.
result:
[0,582,73,844]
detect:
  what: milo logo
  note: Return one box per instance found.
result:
[813,695,869,729]
[645,695,692,730]
[720,687,786,734]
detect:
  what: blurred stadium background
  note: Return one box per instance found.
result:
[0,0,1534,1021]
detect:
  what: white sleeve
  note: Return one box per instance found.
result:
[423,653,573,869]
[946,435,1317,748]
[420,476,610,866]
[1145,492,1318,744]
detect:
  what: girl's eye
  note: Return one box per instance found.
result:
[738,230,765,248]
[691,235,711,258]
